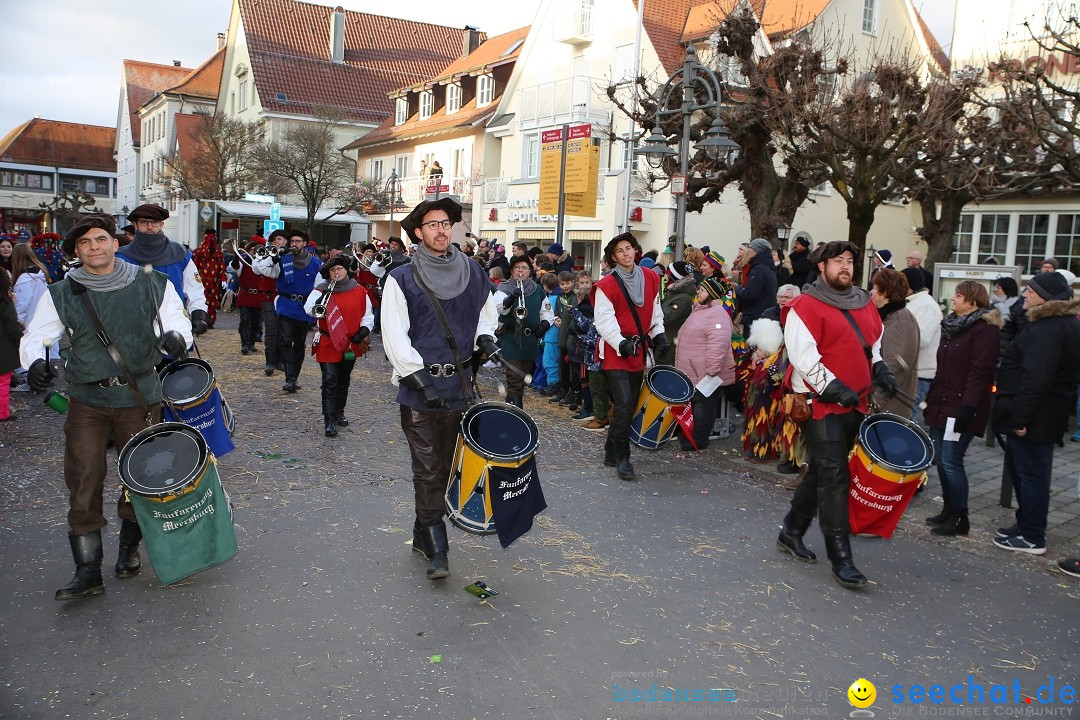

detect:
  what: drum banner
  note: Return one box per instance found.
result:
[129,463,238,586]
[670,404,696,450]
[487,456,547,549]
[163,387,235,457]
[847,468,921,539]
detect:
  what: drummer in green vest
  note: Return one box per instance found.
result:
[20,214,192,601]
[495,254,553,408]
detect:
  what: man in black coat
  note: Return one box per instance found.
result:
[788,236,812,288]
[992,271,1080,555]
[735,238,779,330]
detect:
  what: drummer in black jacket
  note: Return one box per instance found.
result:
[20,214,192,601]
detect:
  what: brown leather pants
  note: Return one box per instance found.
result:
[64,399,161,536]
[399,405,462,526]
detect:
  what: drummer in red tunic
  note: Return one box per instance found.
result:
[304,257,373,437]
[774,240,895,590]
[591,232,669,481]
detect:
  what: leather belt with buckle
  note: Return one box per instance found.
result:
[427,363,457,378]
[88,368,153,388]
[280,293,306,302]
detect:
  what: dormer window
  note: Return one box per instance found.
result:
[395,97,408,125]
[420,91,434,120]
[447,83,461,114]
[477,74,494,106]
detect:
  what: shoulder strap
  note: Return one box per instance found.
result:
[410,264,475,404]
[70,280,152,423]
[612,273,647,340]
[840,308,873,366]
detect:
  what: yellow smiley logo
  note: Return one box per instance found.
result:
[847,678,876,708]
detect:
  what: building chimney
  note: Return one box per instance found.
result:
[329,7,346,64]
[462,26,481,57]
[173,60,182,67]
[217,32,227,50]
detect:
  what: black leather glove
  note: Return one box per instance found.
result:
[271,251,282,265]
[819,379,860,408]
[501,289,522,309]
[872,360,896,397]
[157,330,188,358]
[190,309,209,336]
[28,358,55,393]
[954,405,977,434]
[399,369,446,409]
[537,320,550,337]
[476,334,500,358]
[618,337,640,357]
[650,333,671,357]
[350,326,370,345]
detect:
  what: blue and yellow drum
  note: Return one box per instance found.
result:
[445,402,539,535]
[159,358,235,456]
[630,365,694,450]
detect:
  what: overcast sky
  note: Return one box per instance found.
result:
[0,0,956,136]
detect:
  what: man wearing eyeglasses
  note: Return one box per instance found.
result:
[381,198,499,581]
[116,204,209,340]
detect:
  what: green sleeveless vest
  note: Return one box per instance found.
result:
[50,271,168,408]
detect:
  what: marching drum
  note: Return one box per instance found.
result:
[159,358,235,456]
[629,365,694,450]
[118,423,238,586]
[848,413,935,538]
[445,402,540,535]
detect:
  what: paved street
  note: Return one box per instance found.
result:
[1,310,1077,720]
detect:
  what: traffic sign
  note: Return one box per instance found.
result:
[671,174,687,195]
[270,203,281,222]
[263,220,284,237]
[199,204,213,223]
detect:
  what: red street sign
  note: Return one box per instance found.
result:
[426,184,450,193]
[541,124,592,143]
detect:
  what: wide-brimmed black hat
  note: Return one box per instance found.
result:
[400,197,463,240]
[603,232,641,265]
[808,240,860,265]
[320,255,352,280]
[126,204,169,222]
[64,214,117,255]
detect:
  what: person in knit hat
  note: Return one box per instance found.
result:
[700,251,726,280]
[658,261,701,365]
[788,236,812,288]
[992,271,1080,555]
[735,239,779,330]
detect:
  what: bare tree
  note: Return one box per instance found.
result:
[40,190,101,237]
[160,112,262,200]
[252,112,354,233]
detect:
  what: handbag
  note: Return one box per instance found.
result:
[782,392,811,424]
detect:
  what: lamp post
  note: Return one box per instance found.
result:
[385,169,404,238]
[635,46,740,260]
[776,221,792,249]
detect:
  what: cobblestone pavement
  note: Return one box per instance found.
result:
[1,310,1077,719]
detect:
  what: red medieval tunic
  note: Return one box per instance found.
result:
[314,285,370,363]
[234,253,275,309]
[192,234,226,327]
[591,269,661,373]
[354,268,381,310]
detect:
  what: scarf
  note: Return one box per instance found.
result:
[940,307,990,341]
[411,242,472,300]
[878,299,907,321]
[67,261,140,292]
[615,263,645,306]
[290,248,313,271]
[118,231,187,266]
[803,276,871,310]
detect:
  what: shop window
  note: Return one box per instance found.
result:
[952,215,974,263]
[978,214,1010,266]
[1015,214,1050,274]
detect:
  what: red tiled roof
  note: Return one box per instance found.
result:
[424,26,530,87]
[0,118,116,172]
[174,113,210,164]
[914,8,950,73]
[166,48,226,100]
[345,98,497,149]
[239,0,480,124]
[122,60,193,144]
[682,0,830,44]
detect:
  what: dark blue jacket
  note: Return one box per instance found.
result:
[736,250,778,328]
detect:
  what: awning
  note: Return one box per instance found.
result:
[515,229,556,241]
[567,230,603,241]
[214,201,369,225]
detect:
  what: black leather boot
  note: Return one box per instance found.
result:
[323,415,337,437]
[776,510,817,563]
[931,509,969,536]
[419,523,450,580]
[548,387,568,403]
[925,504,951,525]
[506,395,523,409]
[114,519,142,578]
[412,519,434,559]
[823,534,868,589]
[616,439,635,481]
[56,530,105,601]
[283,362,299,393]
[335,412,349,427]
[604,437,616,467]
[264,346,277,376]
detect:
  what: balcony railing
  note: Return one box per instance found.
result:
[483,177,510,204]
[517,75,605,129]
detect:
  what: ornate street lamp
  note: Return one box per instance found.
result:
[385,169,404,238]
[776,221,792,248]
[634,46,740,259]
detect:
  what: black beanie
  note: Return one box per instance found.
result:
[1028,271,1073,301]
